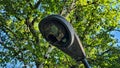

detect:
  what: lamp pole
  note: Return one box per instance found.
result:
[78,58,90,68]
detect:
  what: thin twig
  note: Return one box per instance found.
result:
[2,25,18,39]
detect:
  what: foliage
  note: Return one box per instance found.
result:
[0,0,120,68]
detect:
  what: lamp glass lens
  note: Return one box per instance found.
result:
[43,20,69,46]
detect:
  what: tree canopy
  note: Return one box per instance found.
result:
[0,0,120,68]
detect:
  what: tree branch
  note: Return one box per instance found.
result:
[44,45,54,59]
[65,0,76,17]
[60,0,76,17]
[25,17,40,44]
[34,0,42,9]
[31,16,37,26]
[2,25,18,39]
[29,2,34,9]
[15,15,22,21]
[60,0,67,16]
[100,49,111,56]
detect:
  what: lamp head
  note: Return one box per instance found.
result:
[39,15,86,61]
[39,15,74,47]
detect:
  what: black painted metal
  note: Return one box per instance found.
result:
[38,15,91,68]
[81,59,91,68]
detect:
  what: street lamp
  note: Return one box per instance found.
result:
[38,15,91,68]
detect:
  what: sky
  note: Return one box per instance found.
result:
[111,30,120,46]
